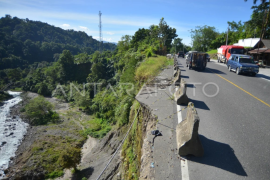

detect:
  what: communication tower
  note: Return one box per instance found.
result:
[99,11,103,53]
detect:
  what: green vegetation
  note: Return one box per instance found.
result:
[190,2,269,51]
[0,15,116,70]
[10,87,23,91]
[23,96,60,125]
[122,101,142,180]
[206,49,218,60]
[1,15,178,178]
[82,118,112,138]
[190,25,219,52]
[135,56,171,82]
[0,91,12,104]
[170,38,192,54]
[29,135,83,178]
[206,49,217,54]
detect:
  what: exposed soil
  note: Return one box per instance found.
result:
[3,92,85,180]
[3,92,126,180]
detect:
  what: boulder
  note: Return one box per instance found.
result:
[176,102,204,157]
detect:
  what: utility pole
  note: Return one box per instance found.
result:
[256,10,267,61]
[226,24,229,46]
[98,11,103,53]
[183,44,184,52]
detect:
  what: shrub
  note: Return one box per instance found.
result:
[82,118,111,138]
[24,96,60,125]
[46,170,64,179]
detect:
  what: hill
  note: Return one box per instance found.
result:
[0,15,116,70]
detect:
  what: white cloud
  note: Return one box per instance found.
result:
[92,36,114,42]
[105,31,114,35]
[103,37,112,42]
[79,26,88,30]
[62,24,70,27]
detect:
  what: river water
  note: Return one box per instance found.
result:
[0,91,28,179]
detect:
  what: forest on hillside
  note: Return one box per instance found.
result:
[0,16,177,130]
[0,15,116,70]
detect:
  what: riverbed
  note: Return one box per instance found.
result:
[0,91,28,179]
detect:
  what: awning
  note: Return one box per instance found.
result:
[248,48,268,54]
[264,49,270,53]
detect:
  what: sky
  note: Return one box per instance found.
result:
[0,0,260,46]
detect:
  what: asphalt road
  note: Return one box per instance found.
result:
[177,57,270,180]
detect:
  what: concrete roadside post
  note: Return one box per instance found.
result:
[176,102,204,157]
[173,69,181,86]
[174,56,178,70]
[175,78,189,105]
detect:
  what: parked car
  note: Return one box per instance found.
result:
[186,52,207,70]
[227,54,259,76]
[178,51,185,58]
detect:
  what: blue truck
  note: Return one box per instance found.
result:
[227,54,259,76]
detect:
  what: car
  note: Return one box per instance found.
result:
[206,53,210,62]
[178,51,185,58]
[227,54,259,76]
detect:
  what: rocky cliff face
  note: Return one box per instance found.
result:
[119,101,157,180]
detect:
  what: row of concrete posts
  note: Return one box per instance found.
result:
[173,57,204,157]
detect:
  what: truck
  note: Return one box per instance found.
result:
[217,45,245,64]
[186,52,207,70]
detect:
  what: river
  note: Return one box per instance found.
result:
[0,91,28,179]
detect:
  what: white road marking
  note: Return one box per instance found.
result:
[181,158,190,180]
[176,103,182,124]
[175,88,190,180]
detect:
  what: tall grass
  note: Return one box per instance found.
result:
[206,49,217,54]
[135,56,171,82]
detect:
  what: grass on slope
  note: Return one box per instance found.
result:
[206,49,217,54]
[206,49,218,60]
[135,56,173,83]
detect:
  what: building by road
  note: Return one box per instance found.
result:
[248,39,270,66]
[233,38,260,48]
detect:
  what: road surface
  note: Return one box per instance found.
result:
[177,57,270,180]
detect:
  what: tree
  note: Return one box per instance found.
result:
[171,38,183,53]
[58,50,74,81]
[158,18,178,52]
[118,35,132,53]
[190,25,219,52]
[130,28,150,48]
[244,0,270,39]
[87,62,105,82]
[58,146,81,171]
[227,21,247,44]
[24,96,59,125]
[245,2,270,39]
[24,95,59,125]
